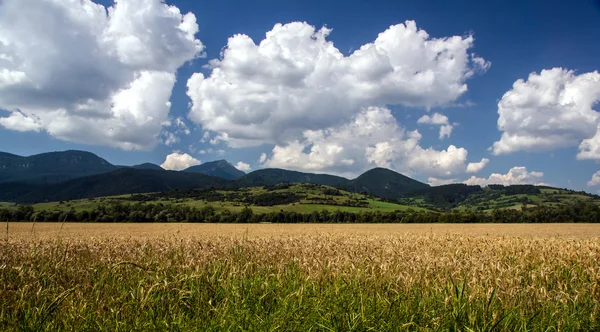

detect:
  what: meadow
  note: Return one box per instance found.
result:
[2,223,600,331]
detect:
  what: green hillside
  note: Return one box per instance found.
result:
[31,183,428,214]
[234,168,348,187]
[235,167,429,198]
[348,167,430,198]
[398,184,600,211]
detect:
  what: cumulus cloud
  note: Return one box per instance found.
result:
[464,166,544,186]
[588,171,600,187]
[0,111,43,132]
[466,158,489,174]
[262,107,470,178]
[417,113,455,139]
[428,177,457,186]
[160,152,201,171]
[578,125,600,160]
[0,0,204,150]
[417,113,449,125]
[187,20,489,147]
[210,133,229,145]
[492,68,600,155]
[235,161,251,172]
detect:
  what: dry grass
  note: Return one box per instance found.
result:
[2,223,600,330]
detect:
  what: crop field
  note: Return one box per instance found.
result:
[2,223,600,330]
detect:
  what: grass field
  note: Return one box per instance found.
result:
[2,223,600,330]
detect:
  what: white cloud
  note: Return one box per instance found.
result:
[0,0,203,150]
[587,171,600,187]
[464,166,544,186]
[210,132,229,145]
[263,107,470,178]
[428,177,457,186]
[578,125,600,160]
[160,152,201,171]
[492,68,600,155]
[439,125,454,140]
[235,161,251,172]
[259,153,267,164]
[417,113,449,125]
[187,21,489,147]
[0,111,43,132]
[417,113,455,139]
[466,158,489,174]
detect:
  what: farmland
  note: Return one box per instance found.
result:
[2,223,600,330]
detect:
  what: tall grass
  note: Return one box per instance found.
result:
[1,234,599,330]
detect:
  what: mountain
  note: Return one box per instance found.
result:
[132,163,164,171]
[183,160,245,180]
[347,168,430,198]
[234,168,349,188]
[235,168,428,198]
[0,150,117,184]
[4,168,227,203]
[0,149,430,202]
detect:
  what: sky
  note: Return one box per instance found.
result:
[1,0,600,191]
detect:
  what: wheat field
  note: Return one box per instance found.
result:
[2,223,600,330]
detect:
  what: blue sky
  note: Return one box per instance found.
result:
[1,0,600,190]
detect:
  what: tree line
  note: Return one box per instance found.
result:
[2,199,600,223]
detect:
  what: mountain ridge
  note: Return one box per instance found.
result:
[0,168,227,203]
[0,150,117,184]
[183,160,245,180]
[0,149,430,203]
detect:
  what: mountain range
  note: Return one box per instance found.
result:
[183,160,246,180]
[0,150,430,203]
[0,150,116,184]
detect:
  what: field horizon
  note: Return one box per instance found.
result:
[6,222,600,240]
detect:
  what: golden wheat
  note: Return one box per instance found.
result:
[2,223,599,330]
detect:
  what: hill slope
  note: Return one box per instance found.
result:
[131,163,164,171]
[0,150,117,184]
[235,168,349,188]
[183,160,245,180]
[398,183,600,211]
[5,168,227,203]
[348,168,429,198]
